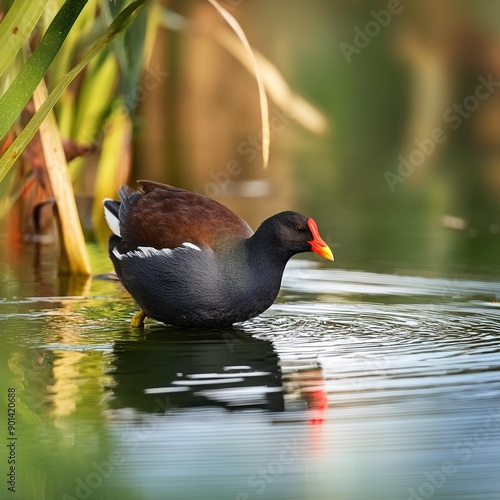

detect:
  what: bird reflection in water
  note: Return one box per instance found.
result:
[108,328,327,423]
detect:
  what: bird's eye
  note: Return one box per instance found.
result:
[296,226,305,233]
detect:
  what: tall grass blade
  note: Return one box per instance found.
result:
[71,52,118,145]
[0,0,48,78]
[105,0,149,114]
[160,8,328,135]
[213,30,329,135]
[0,0,149,185]
[33,80,91,275]
[0,0,88,141]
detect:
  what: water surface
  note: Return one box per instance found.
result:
[1,244,500,500]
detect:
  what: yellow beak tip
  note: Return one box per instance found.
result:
[315,245,334,262]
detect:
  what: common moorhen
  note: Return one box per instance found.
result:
[104,181,333,327]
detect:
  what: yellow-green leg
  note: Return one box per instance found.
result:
[131,310,147,328]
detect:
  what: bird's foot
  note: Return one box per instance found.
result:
[131,310,147,328]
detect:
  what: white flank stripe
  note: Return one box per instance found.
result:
[135,246,173,258]
[111,243,203,260]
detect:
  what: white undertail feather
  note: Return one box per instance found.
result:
[103,199,121,237]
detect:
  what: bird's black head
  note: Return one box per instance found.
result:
[255,211,334,261]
